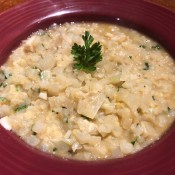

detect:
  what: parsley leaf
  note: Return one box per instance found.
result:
[71,31,102,72]
[15,104,28,112]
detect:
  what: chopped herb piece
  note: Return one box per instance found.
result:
[0,97,9,103]
[62,106,67,109]
[38,71,43,80]
[131,137,138,146]
[52,110,59,114]
[41,43,45,48]
[129,56,132,59]
[167,106,171,112]
[0,97,7,101]
[32,67,43,79]
[152,96,155,101]
[15,104,28,112]
[53,147,57,152]
[38,70,44,80]
[0,71,11,81]
[139,45,146,49]
[143,62,150,70]
[15,85,21,92]
[32,66,38,69]
[4,72,12,79]
[151,45,160,50]
[3,84,7,88]
[71,31,102,72]
[0,82,7,88]
[47,34,52,39]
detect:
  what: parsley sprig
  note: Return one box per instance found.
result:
[71,31,102,72]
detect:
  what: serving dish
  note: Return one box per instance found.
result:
[0,0,175,174]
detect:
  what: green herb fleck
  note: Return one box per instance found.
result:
[53,147,57,152]
[52,110,59,114]
[32,67,43,80]
[0,97,7,101]
[152,95,155,101]
[47,34,52,39]
[38,71,43,80]
[139,45,146,49]
[131,137,138,146]
[143,62,150,70]
[15,85,21,92]
[32,66,38,69]
[129,56,132,59]
[151,44,161,50]
[15,104,28,112]
[71,31,102,72]
[41,43,45,48]
[0,82,7,88]
[167,106,171,112]
[0,71,12,80]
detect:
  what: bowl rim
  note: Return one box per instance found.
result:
[0,0,175,175]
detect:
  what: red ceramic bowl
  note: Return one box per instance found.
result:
[0,0,175,175]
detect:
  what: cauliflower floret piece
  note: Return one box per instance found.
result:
[77,118,98,135]
[6,85,29,106]
[119,139,134,154]
[73,130,101,145]
[77,93,105,119]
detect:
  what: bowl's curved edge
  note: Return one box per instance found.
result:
[0,0,175,175]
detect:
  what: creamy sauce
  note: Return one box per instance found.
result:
[0,22,175,160]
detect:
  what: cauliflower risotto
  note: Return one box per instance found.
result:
[0,22,175,160]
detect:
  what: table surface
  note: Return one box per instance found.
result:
[0,0,175,13]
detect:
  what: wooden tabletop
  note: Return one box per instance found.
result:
[0,0,175,13]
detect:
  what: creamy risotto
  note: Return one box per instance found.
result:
[0,22,175,160]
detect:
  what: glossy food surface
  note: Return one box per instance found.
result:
[0,0,175,175]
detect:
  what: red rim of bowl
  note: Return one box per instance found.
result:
[0,0,175,175]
